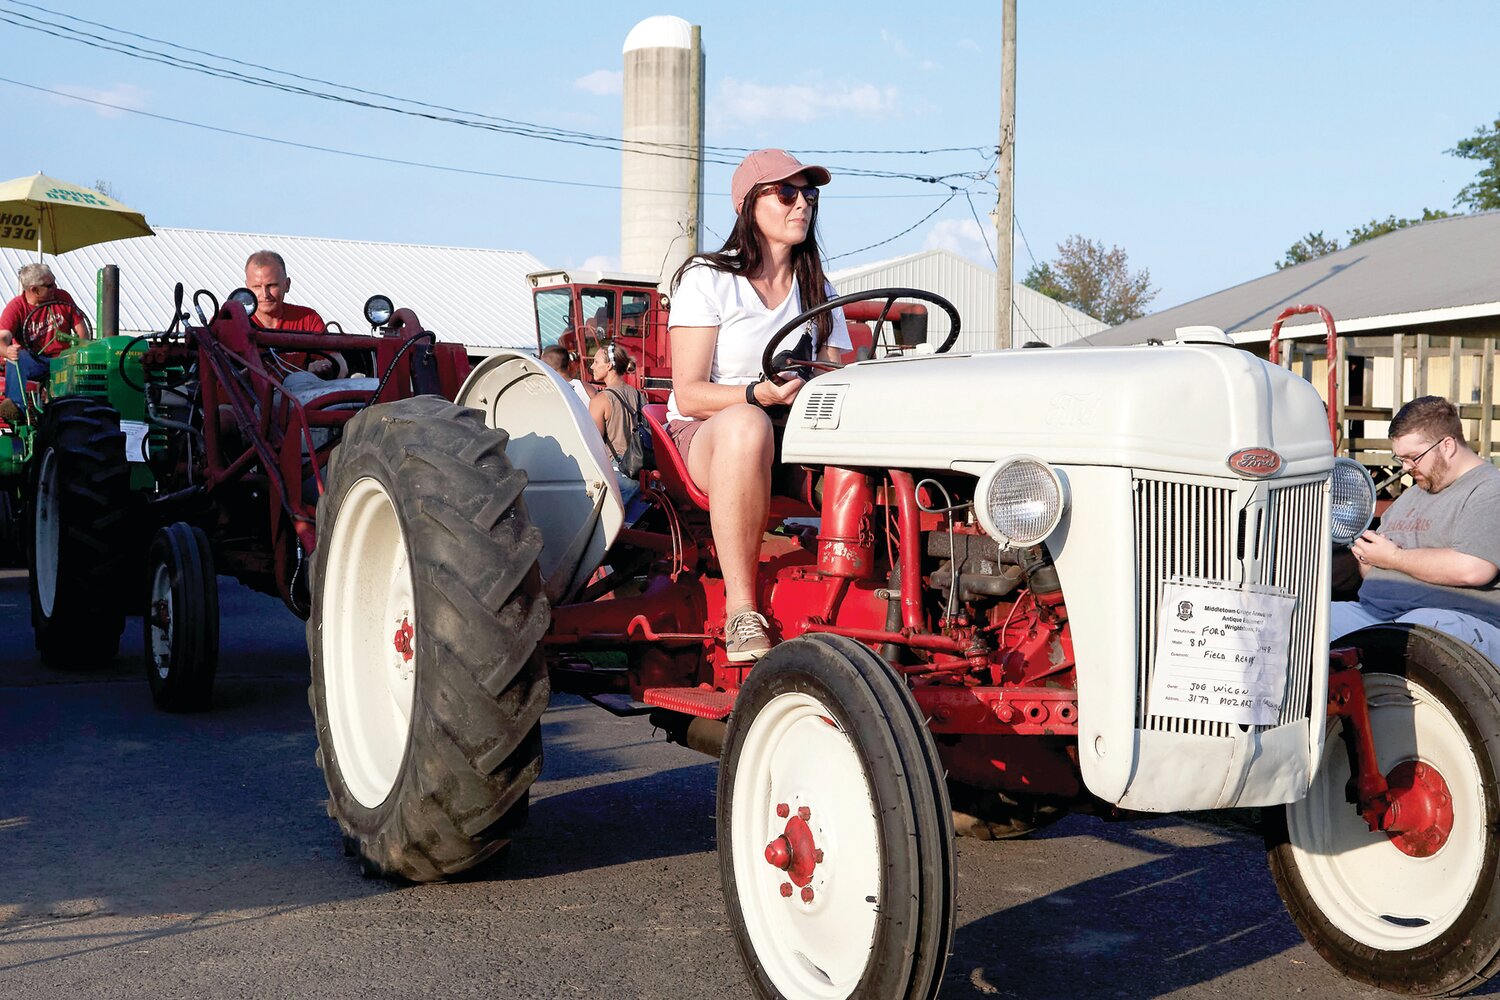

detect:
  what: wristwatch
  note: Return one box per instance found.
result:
[745,379,764,408]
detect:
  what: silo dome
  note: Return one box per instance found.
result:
[623,15,692,52]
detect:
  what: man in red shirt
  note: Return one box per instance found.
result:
[245,250,325,332]
[244,250,333,375]
[0,262,87,414]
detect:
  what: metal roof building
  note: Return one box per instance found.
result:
[1081,211,1500,348]
[0,227,545,349]
[830,249,1108,351]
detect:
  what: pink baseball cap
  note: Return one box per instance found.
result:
[731,149,832,215]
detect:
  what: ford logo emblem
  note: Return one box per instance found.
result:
[1227,447,1283,478]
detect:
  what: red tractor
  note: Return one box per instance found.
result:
[29,286,468,710]
[309,289,1500,999]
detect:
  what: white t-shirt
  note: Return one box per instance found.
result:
[665,262,851,423]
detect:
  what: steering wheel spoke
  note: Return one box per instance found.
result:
[758,287,961,385]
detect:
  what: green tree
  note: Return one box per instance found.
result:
[1450,115,1500,212]
[93,179,120,201]
[1347,208,1452,245]
[1021,235,1156,325]
[1274,208,1453,270]
[1021,261,1065,302]
[1275,231,1341,270]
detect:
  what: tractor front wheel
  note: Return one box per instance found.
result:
[309,397,550,882]
[145,522,220,711]
[28,397,132,667]
[1267,624,1500,996]
[718,633,954,1000]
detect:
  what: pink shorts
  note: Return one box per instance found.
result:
[667,418,705,464]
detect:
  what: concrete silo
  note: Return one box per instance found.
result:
[620,15,704,284]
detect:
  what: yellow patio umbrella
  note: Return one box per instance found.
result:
[0,173,153,257]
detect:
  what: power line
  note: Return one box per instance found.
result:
[964,190,997,267]
[0,76,617,189]
[0,76,961,201]
[0,1,993,182]
[1014,214,1040,268]
[828,189,961,261]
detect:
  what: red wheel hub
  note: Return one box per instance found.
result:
[764,811,820,887]
[392,617,414,661]
[1385,760,1454,858]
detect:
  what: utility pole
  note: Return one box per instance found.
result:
[688,25,704,259]
[995,0,1016,349]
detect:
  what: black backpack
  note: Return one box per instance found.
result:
[604,387,653,478]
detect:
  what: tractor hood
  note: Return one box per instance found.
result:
[781,342,1335,479]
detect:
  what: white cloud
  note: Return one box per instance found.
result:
[922,218,995,267]
[574,69,623,97]
[879,29,911,59]
[713,77,897,128]
[580,254,621,272]
[957,38,982,52]
[49,83,146,119]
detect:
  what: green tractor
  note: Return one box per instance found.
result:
[24,325,157,666]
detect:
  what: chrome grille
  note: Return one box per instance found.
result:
[1132,476,1327,738]
[1257,481,1325,725]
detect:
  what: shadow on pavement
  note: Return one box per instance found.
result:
[945,816,1320,999]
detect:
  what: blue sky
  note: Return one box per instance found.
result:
[2,0,1497,314]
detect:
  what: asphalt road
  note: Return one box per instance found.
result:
[0,566,1402,999]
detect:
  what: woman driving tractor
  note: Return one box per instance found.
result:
[664,148,851,662]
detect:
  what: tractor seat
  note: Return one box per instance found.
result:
[639,404,820,520]
[641,403,710,510]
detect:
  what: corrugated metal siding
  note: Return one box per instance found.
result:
[0,228,545,349]
[830,249,1108,350]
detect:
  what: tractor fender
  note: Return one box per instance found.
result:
[455,351,623,602]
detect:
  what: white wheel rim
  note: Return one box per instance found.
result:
[322,476,418,809]
[148,561,173,679]
[730,691,881,999]
[33,447,58,617]
[1287,671,1486,949]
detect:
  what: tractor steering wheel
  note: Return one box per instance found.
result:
[270,346,345,379]
[18,300,90,356]
[758,287,961,384]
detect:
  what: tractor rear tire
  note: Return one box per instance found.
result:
[1267,624,1500,996]
[309,396,550,882]
[28,397,132,668]
[145,522,220,712]
[718,632,955,1000]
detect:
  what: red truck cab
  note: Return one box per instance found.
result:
[529,269,673,402]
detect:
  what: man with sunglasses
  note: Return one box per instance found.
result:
[1331,394,1500,658]
[0,262,87,417]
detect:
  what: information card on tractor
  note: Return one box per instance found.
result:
[1147,581,1296,727]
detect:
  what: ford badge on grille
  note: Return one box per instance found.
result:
[1226,447,1283,478]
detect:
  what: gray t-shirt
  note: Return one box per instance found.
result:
[1360,461,1500,626]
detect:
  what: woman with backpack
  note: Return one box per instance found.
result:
[589,342,647,504]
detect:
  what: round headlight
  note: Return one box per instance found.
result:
[226,287,256,316]
[1330,457,1376,546]
[975,456,1067,548]
[364,294,394,328]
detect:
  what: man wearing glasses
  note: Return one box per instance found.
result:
[1332,395,1500,658]
[0,262,87,419]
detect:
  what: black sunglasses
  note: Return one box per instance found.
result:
[762,182,819,207]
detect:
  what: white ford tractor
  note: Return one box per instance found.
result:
[307,289,1500,999]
